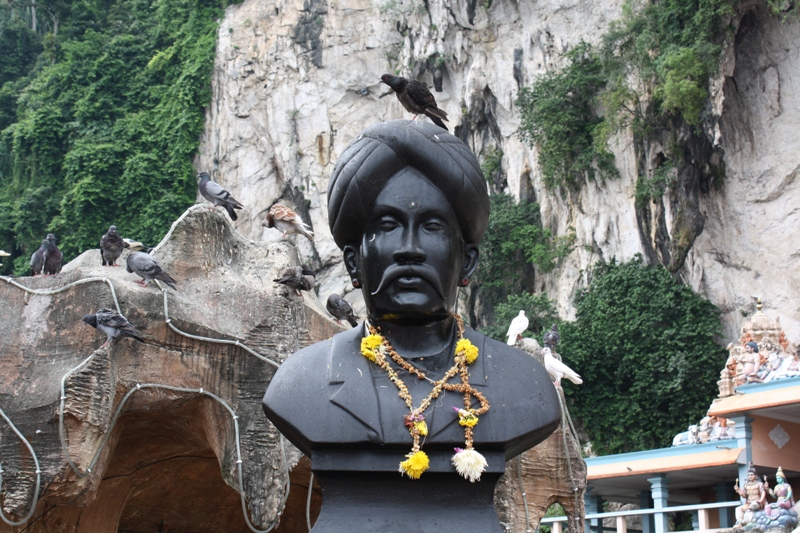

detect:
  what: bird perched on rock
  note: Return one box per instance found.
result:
[326,293,359,327]
[44,234,63,275]
[273,264,315,295]
[123,238,154,254]
[32,233,63,276]
[198,171,244,221]
[83,308,144,347]
[543,347,582,387]
[380,73,449,131]
[506,310,529,346]
[543,323,560,350]
[0,249,9,267]
[262,204,314,241]
[126,251,177,290]
[30,240,47,276]
[100,225,129,266]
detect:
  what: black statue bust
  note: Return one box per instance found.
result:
[263,120,560,532]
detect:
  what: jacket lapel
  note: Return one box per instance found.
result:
[328,326,384,440]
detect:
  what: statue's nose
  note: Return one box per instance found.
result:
[393,230,426,264]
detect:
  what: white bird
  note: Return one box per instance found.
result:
[506,310,529,345]
[0,249,9,267]
[543,347,582,387]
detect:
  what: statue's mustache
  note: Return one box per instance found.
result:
[370,264,445,300]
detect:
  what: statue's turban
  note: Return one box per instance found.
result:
[327,120,490,249]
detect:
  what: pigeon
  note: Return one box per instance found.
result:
[100,225,129,266]
[262,204,314,241]
[506,310,529,345]
[543,347,582,387]
[0,249,9,267]
[42,234,63,275]
[83,308,144,347]
[543,323,560,350]
[380,74,449,131]
[126,251,177,290]
[326,293,359,327]
[197,171,244,221]
[123,238,154,254]
[273,264,315,295]
[30,241,47,276]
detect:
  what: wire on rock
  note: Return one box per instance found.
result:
[306,471,314,531]
[0,275,122,314]
[0,408,41,527]
[157,284,281,368]
[517,454,532,533]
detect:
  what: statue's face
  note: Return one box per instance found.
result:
[344,167,478,324]
[748,472,756,482]
[777,475,784,484]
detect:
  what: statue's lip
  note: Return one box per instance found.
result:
[395,276,423,288]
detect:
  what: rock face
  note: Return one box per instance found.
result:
[194,0,625,319]
[0,207,338,532]
[195,0,800,343]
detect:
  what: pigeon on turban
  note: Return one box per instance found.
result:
[327,120,489,249]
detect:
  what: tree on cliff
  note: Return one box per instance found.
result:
[559,255,726,455]
[0,0,234,275]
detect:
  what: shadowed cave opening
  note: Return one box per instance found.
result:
[82,398,319,533]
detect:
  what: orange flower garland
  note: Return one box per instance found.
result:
[360,316,490,481]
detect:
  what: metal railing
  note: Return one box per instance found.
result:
[541,501,741,533]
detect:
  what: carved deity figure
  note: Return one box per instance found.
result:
[262,121,560,532]
[735,466,767,526]
[765,467,795,519]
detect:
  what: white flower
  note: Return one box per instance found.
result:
[451,448,488,483]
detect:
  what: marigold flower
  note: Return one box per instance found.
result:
[414,420,428,436]
[399,451,429,479]
[456,409,479,427]
[360,334,383,362]
[456,339,479,364]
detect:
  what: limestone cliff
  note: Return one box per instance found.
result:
[195,0,800,343]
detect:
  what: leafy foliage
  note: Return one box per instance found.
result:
[600,0,734,129]
[517,42,618,190]
[0,0,230,274]
[559,255,726,455]
[481,291,560,344]
[474,194,571,337]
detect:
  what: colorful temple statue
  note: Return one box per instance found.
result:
[718,299,800,397]
[741,467,800,532]
[734,465,767,527]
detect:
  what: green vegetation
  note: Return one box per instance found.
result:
[474,194,572,340]
[517,42,617,190]
[600,0,734,130]
[559,255,726,455]
[481,291,559,345]
[516,0,770,192]
[0,0,232,274]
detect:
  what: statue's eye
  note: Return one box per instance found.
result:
[379,218,399,231]
[422,220,444,232]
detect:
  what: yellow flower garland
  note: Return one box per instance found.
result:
[360,316,490,481]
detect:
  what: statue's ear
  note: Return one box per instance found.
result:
[343,244,360,280]
[459,244,479,285]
